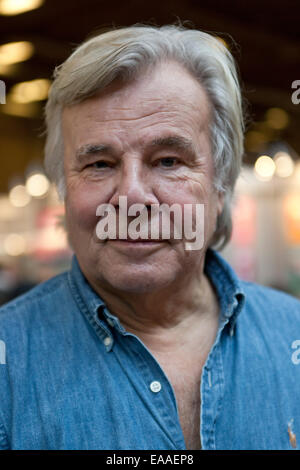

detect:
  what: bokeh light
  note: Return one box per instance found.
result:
[4,233,26,256]
[254,155,276,181]
[274,151,295,178]
[0,0,44,16]
[9,184,31,207]
[265,108,290,130]
[0,41,34,65]
[26,173,50,198]
[10,79,51,103]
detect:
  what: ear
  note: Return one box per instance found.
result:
[216,191,225,217]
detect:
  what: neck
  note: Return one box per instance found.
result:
[87,262,220,351]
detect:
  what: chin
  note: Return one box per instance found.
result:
[99,264,178,294]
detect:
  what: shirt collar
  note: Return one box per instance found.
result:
[68,256,126,351]
[204,248,245,333]
[68,248,245,342]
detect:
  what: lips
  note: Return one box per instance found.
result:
[108,238,164,243]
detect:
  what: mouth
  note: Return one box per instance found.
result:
[107,238,165,244]
[105,239,166,253]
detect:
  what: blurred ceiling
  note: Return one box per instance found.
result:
[0,0,299,192]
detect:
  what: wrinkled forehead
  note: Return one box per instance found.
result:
[62,61,212,133]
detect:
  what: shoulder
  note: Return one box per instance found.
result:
[0,271,71,328]
[238,280,300,332]
[241,280,300,310]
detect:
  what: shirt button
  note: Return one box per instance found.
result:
[103,336,112,347]
[150,381,162,393]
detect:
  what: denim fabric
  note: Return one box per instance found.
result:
[0,249,300,450]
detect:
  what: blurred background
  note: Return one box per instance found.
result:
[0,0,300,304]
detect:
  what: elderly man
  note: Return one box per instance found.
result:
[1,25,300,451]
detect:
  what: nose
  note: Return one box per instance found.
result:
[109,155,158,208]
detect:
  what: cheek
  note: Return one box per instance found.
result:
[161,173,212,206]
[179,177,219,237]
[65,182,109,232]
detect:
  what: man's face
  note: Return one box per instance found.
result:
[62,61,224,293]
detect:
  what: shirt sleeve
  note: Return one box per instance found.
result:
[0,422,9,450]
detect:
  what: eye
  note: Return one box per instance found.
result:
[157,157,179,168]
[90,161,111,169]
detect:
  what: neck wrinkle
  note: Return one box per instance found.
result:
[90,269,219,345]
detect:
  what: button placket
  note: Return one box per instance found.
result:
[119,335,186,449]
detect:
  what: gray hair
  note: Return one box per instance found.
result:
[44,24,245,249]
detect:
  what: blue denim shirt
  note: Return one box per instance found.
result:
[1,249,300,450]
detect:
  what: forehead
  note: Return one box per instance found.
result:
[62,61,212,141]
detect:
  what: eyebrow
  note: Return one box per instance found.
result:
[149,135,195,153]
[75,144,113,159]
[75,135,196,159]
